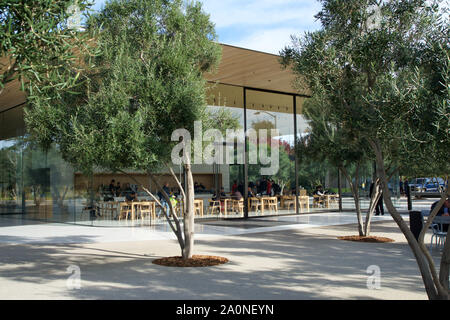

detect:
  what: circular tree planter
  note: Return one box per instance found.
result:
[152,255,229,267]
[337,235,395,243]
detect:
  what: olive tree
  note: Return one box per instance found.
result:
[296,94,381,237]
[282,0,449,299]
[25,0,222,260]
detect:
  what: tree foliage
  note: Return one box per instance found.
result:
[25,0,221,174]
[24,0,222,259]
[281,0,449,299]
[0,0,95,95]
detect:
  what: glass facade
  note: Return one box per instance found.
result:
[1,82,403,227]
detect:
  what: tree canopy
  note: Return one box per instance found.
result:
[25,0,222,175]
[281,0,449,299]
[0,0,95,96]
[24,0,223,259]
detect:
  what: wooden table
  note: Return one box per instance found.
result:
[119,201,156,221]
[279,195,310,213]
[247,197,278,214]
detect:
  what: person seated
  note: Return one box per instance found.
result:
[125,190,138,202]
[430,198,449,232]
[431,198,450,216]
[232,189,243,200]
[115,181,121,197]
[212,187,226,201]
[313,186,326,207]
[313,185,325,196]
[247,186,255,198]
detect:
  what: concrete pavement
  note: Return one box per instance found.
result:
[0,214,438,300]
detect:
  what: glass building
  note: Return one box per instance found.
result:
[0,44,396,227]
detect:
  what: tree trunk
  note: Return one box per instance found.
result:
[353,185,364,236]
[418,185,450,294]
[340,166,364,236]
[364,179,381,236]
[145,172,185,251]
[440,224,450,292]
[122,169,187,254]
[182,161,195,259]
[439,176,450,291]
[369,138,447,300]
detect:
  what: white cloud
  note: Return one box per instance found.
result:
[229,27,300,55]
[199,0,321,54]
[91,0,322,54]
[201,0,321,29]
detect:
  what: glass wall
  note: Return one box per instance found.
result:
[1,82,396,227]
[245,89,296,214]
[0,105,25,218]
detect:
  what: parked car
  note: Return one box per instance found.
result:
[410,177,446,192]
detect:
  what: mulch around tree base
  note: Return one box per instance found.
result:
[152,255,229,267]
[337,235,395,243]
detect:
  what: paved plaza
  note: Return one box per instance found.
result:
[0,206,443,300]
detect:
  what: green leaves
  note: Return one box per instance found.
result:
[282,0,449,178]
[25,0,222,176]
[1,1,95,92]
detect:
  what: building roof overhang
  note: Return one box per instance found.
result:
[0,43,308,114]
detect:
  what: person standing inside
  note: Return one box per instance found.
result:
[115,181,121,197]
[404,179,410,198]
[231,180,238,194]
[266,179,272,196]
[370,181,384,216]
[157,182,171,218]
[108,179,115,194]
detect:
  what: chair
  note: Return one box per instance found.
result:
[103,201,118,220]
[118,202,132,221]
[430,223,446,252]
[81,202,97,219]
[285,199,295,211]
[194,199,204,217]
[208,199,221,215]
[139,201,156,223]
[94,201,105,217]
[267,197,278,213]
[313,195,324,208]
[232,199,244,215]
[249,197,262,214]
[299,196,310,212]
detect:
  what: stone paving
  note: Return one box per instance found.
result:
[0,209,442,300]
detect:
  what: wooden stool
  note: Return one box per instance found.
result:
[208,199,221,215]
[118,202,132,221]
[232,199,244,215]
[194,199,204,217]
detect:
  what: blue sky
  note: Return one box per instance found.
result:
[91,0,322,55]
